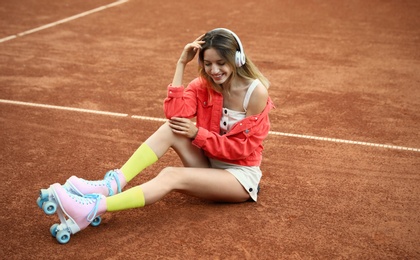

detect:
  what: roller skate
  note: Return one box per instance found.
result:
[65,169,127,197]
[37,183,106,244]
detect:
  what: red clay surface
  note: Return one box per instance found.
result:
[1,0,419,259]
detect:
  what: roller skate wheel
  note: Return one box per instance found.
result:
[42,201,57,215]
[50,224,59,238]
[56,230,71,244]
[91,216,102,227]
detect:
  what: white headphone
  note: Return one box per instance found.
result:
[214,28,246,67]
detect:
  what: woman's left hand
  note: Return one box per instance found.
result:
[168,117,198,139]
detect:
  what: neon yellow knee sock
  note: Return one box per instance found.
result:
[120,143,158,182]
[106,186,145,211]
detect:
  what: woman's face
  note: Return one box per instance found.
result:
[203,48,233,85]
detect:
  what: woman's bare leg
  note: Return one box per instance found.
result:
[140,167,250,204]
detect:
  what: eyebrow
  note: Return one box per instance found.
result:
[203,59,225,63]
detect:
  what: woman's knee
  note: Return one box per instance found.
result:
[157,166,176,178]
[155,122,174,139]
[153,122,190,146]
[155,167,184,188]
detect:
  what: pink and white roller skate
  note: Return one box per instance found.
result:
[65,169,127,197]
[37,183,106,244]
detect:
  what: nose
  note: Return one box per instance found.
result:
[210,64,220,74]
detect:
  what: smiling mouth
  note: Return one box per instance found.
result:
[212,74,224,80]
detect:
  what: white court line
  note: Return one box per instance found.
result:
[0,99,129,117]
[1,98,419,153]
[0,0,129,43]
[269,131,420,152]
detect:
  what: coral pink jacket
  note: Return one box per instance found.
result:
[164,77,274,166]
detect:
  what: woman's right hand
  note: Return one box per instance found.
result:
[178,34,205,65]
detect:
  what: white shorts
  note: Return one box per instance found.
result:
[209,158,262,201]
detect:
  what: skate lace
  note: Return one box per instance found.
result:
[104,170,122,196]
[68,193,102,222]
[85,194,102,222]
[80,169,122,196]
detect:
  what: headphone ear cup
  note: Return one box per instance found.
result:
[240,52,246,66]
[235,51,241,67]
[235,50,245,67]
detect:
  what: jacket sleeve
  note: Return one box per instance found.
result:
[192,101,273,160]
[163,83,198,119]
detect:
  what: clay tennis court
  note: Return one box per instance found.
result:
[1,0,419,258]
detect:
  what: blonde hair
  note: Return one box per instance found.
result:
[198,29,270,94]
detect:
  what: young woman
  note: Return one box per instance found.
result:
[42,28,274,239]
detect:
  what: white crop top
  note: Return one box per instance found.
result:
[220,79,260,135]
